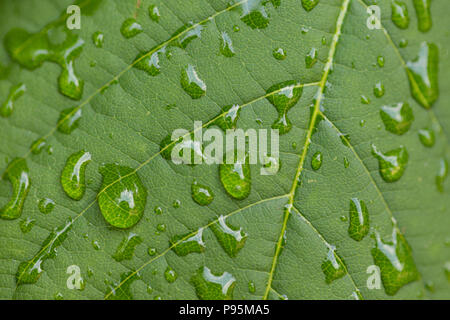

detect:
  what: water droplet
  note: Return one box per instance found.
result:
[181,64,206,99]
[361,95,370,104]
[211,215,247,257]
[191,266,235,300]
[305,48,318,68]
[38,198,55,215]
[372,144,409,182]
[154,206,163,215]
[20,217,35,234]
[266,81,303,134]
[120,18,143,38]
[156,223,166,232]
[134,46,166,76]
[148,5,160,22]
[30,138,47,155]
[406,42,439,109]
[1,158,30,220]
[380,102,414,135]
[170,22,204,49]
[0,83,26,117]
[219,154,251,200]
[377,56,385,67]
[413,0,432,32]
[311,151,323,171]
[436,158,448,193]
[92,31,104,48]
[344,157,350,168]
[444,262,450,282]
[371,228,420,295]
[239,0,279,29]
[172,199,181,208]
[61,150,91,200]
[321,245,347,283]
[164,266,177,283]
[191,181,214,206]
[248,281,256,293]
[170,228,206,256]
[98,164,148,229]
[113,233,143,262]
[233,25,240,32]
[348,198,369,241]
[391,1,410,29]
[418,128,435,147]
[273,47,287,60]
[424,280,435,292]
[220,32,235,57]
[302,0,319,11]
[92,240,101,250]
[16,220,72,284]
[58,107,82,134]
[105,271,140,300]
[373,81,385,98]
[211,104,241,131]
[54,292,64,300]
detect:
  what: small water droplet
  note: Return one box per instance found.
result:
[399,38,408,48]
[170,228,205,256]
[373,81,385,98]
[361,95,370,104]
[413,0,432,32]
[1,158,30,220]
[211,104,241,131]
[164,266,177,283]
[220,31,235,57]
[172,199,181,208]
[372,144,409,183]
[191,266,235,300]
[191,180,214,206]
[148,247,157,256]
[0,83,26,118]
[380,102,414,135]
[181,64,206,99]
[120,18,143,38]
[20,217,35,234]
[273,47,287,60]
[248,281,256,293]
[418,128,435,147]
[148,5,160,22]
[92,31,104,48]
[30,138,47,155]
[105,271,140,300]
[134,47,166,77]
[302,0,319,11]
[321,245,347,283]
[61,150,91,200]
[311,151,323,171]
[436,158,448,193]
[219,154,251,200]
[92,240,100,250]
[38,198,55,214]
[391,1,410,29]
[58,107,82,134]
[377,56,385,68]
[156,223,166,232]
[154,206,163,215]
[305,48,318,69]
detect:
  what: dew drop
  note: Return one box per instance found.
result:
[248,281,256,293]
[412,0,432,32]
[311,151,323,171]
[148,4,160,22]
[211,215,247,257]
[170,22,204,49]
[92,240,101,250]
[156,223,166,232]
[58,107,82,134]
[134,47,166,76]
[436,158,448,193]
[266,81,303,135]
[120,18,143,38]
[406,42,439,109]
[164,266,177,283]
[373,82,385,98]
[380,102,414,135]
[444,262,450,282]
[38,198,55,215]
[98,164,148,229]
[148,247,157,256]
[211,104,241,131]
[181,64,206,99]
[20,217,35,234]
[113,233,143,262]
[321,245,347,283]
[0,83,26,118]
[170,228,206,256]
[220,32,235,57]
[305,48,318,69]
[0,158,30,220]
[105,271,140,300]
[30,138,47,155]
[391,1,410,29]
[61,150,91,200]
[302,0,319,11]
[361,95,370,105]
[219,154,251,200]
[172,199,181,208]
[239,0,279,29]
[377,56,385,68]
[273,47,287,60]
[399,38,408,48]
[191,266,235,300]
[191,180,214,206]
[348,198,369,241]
[372,144,409,183]
[92,31,104,48]
[418,128,435,147]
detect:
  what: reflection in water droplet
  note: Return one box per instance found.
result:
[372,144,408,183]
[92,31,104,48]
[321,244,347,283]
[164,266,177,283]
[211,215,247,257]
[0,83,26,117]
[1,158,30,220]
[148,5,160,22]
[305,48,318,69]
[61,150,91,200]
[413,0,432,32]
[380,102,414,135]
[16,219,72,284]
[191,181,214,206]
[20,217,35,234]
[191,266,235,300]
[38,198,55,215]
[120,18,143,38]
[58,107,82,134]
[348,198,369,241]
[98,164,147,229]
[170,228,206,256]
[220,32,235,57]
[113,233,143,262]
[311,151,323,171]
[302,0,319,11]
[371,228,419,295]
[418,128,435,147]
[391,1,410,29]
[436,158,448,193]
[181,64,207,99]
[406,42,439,109]
[273,47,287,60]
[266,81,303,135]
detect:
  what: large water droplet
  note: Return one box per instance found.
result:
[1,158,30,220]
[372,144,409,182]
[120,18,143,38]
[113,232,143,262]
[0,83,26,117]
[98,164,148,229]
[191,181,214,206]
[391,1,410,29]
[61,150,91,200]
[148,4,161,22]
[348,198,369,241]
[181,64,206,99]
[321,245,347,283]
[211,215,247,257]
[413,0,432,32]
[239,0,279,29]
[406,42,439,109]
[220,32,235,57]
[219,154,251,200]
[311,151,323,171]
[191,266,235,300]
[418,128,435,147]
[305,48,318,69]
[371,228,420,295]
[266,81,303,135]
[170,228,206,256]
[380,102,414,135]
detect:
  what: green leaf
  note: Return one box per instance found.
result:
[0,0,449,300]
